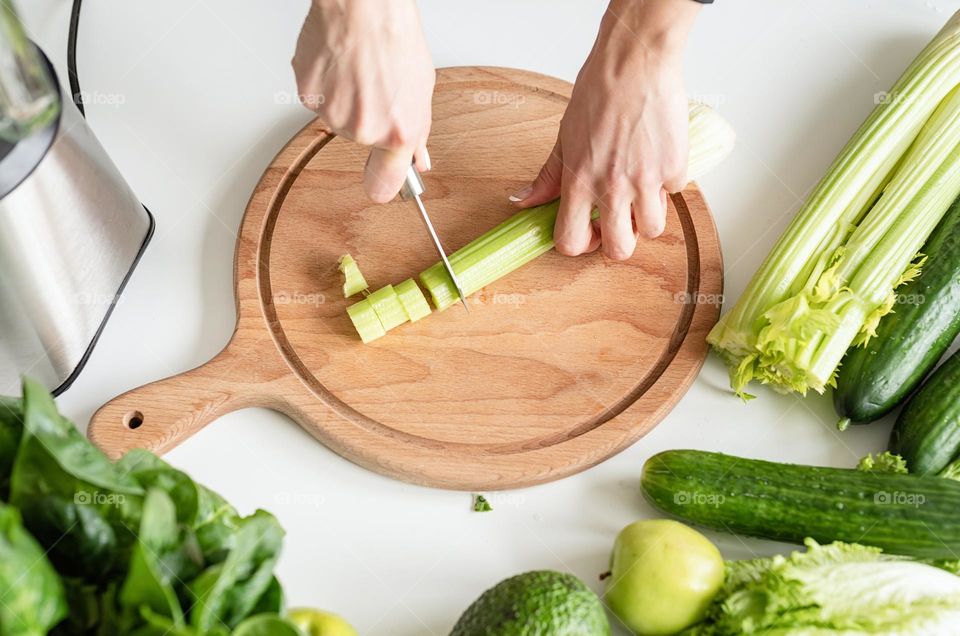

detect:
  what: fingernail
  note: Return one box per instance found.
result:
[422,147,432,172]
[509,185,533,203]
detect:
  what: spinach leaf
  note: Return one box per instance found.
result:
[23,496,116,581]
[12,379,142,497]
[231,614,302,636]
[0,503,67,635]
[119,489,201,629]
[0,398,22,500]
[129,607,228,636]
[118,450,200,526]
[187,511,285,631]
[248,576,284,616]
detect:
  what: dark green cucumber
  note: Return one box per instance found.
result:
[641,449,960,559]
[834,197,960,425]
[890,349,960,475]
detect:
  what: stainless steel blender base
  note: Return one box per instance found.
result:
[0,47,154,396]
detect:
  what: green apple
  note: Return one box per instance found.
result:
[604,520,724,635]
[287,608,359,636]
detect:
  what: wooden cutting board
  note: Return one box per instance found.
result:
[88,67,723,490]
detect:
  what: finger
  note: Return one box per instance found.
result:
[663,167,688,194]
[598,193,637,261]
[365,146,415,203]
[414,143,432,172]
[510,139,563,208]
[586,218,603,253]
[554,179,595,256]
[633,185,668,239]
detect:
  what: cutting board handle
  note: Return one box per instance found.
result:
[87,343,297,460]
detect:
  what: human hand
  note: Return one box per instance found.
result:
[510,0,700,260]
[293,0,435,203]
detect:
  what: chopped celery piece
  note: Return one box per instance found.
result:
[419,101,735,310]
[708,11,960,397]
[346,299,386,343]
[367,284,408,331]
[338,253,368,297]
[394,278,432,322]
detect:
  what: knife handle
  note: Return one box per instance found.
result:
[400,163,424,201]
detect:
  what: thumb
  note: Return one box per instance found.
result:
[364,146,415,203]
[509,140,563,208]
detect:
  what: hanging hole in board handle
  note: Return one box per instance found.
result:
[124,410,144,430]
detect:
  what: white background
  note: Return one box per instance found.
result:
[18,1,960,634]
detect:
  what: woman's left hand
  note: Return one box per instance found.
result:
[510,0,701,261]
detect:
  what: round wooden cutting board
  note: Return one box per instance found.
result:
[88,67,723,490]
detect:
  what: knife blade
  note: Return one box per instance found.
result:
[400,163,470,312]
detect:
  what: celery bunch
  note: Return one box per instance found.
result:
[708,11,960,397]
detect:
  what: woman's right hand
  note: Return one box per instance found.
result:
[293,0,435,203]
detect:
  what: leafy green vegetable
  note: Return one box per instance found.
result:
[472,494,492,512]
[0,398,22,500]
[232,614,302,636]
[685,539,960,634]
[0,503,67,636]
[120,489,195,627]
[187,511,285,631]
[857,451,909,474]
[0,379,304,634]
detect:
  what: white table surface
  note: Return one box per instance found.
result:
[19,1,960,633]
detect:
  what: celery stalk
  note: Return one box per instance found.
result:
[419,101,736,310]
[338,254,368,297]
[346,299,386,343]
[345,102,734,341]
[367,285,408,331]
[394,278,432,322]
[709,12,960,396]
[710,13,960,353]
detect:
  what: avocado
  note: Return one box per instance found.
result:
[450,570,610,636]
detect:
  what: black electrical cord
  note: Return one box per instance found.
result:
[67,0,84,117]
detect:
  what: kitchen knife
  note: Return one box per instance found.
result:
[400,163,469,312]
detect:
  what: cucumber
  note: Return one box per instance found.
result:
[641,449,960,559]
[890,349,960,476]
[833,197,960,425]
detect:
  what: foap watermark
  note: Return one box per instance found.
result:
[274,491,326,508]
[471,290,526,308]
[75,90,126,108]
[275,291,325,307]
[482,492,526,509]
[474,90,526,109]
[75,490,126,507]
[274,90,325,109]
[895,292,926,307]
[673,490,726,507]
[673,291,724,307]
[874,490,925,507]
[75,291,124,306]
[690,93,728,108]
[873,90,920,107]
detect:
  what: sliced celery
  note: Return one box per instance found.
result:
[346,299,386,343]
[338,254,368,297]
[367,284,408,331]
[394,278,432,322]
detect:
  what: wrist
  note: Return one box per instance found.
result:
[600,0,700,59]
